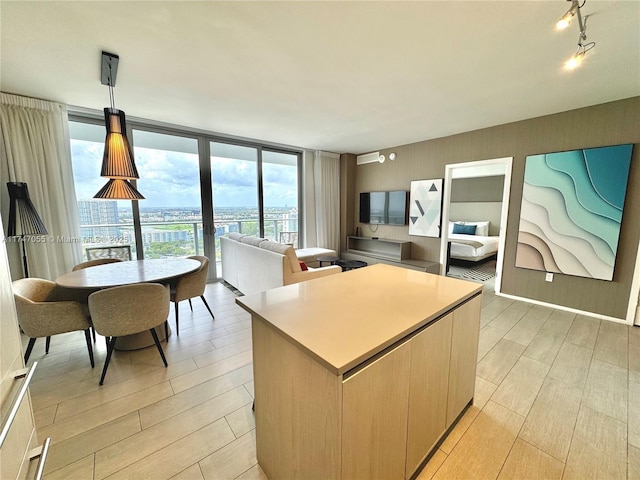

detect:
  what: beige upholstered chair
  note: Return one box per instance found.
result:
[89,283,169,385]
[69,258,124,342]
[72,258,123,271]
[12,278,95,367]
[170,255,214,335]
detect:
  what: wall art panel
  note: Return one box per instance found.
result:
[515,144,633,281]
[409,179,443,237]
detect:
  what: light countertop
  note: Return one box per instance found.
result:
[236,263,482,375]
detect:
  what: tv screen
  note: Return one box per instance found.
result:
[359,191,407,225]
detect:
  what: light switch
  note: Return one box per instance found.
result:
[545,272,553,282]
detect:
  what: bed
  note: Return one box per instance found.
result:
[447,221,499,262]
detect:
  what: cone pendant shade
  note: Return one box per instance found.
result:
[94,179,145,200]
[100,108,139,179]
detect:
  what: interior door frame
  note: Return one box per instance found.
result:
[439,157,513,294]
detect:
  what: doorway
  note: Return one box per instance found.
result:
[439,157,513,294]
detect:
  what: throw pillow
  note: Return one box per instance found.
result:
[464,221,490,236]
[452,223,477,235]
[299,261,308,271]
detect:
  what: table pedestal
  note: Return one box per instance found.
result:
[114,324,171,351]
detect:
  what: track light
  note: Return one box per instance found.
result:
[565,46,588,70]
[556,1,579,30]
[557,0,595,70]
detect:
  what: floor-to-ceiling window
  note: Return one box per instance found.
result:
[209,142,301,274]
[209,142,259,270]
[262,150,299,245]
[132,130,202,259]
[69,120,136,258]
[68,115,302,279]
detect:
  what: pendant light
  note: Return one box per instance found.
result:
[94,51,144,199]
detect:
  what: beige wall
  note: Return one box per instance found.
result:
[451,176,504,203]
[341,96,640,319]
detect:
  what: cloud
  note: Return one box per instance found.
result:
[70,141,298,208]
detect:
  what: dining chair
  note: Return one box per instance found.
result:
[68,258,124,342]
[72,258,123,271]
[85,245,132,261]
[170,255,214,335]
[12,278,95,367]
[88,282,169,385]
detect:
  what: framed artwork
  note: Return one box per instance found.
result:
[409,179,443,237]
[515,144,633,281]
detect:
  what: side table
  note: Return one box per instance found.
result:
[317,255,340,267]
[336,259,368,271]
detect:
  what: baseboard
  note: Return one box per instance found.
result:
[495,291,629,325]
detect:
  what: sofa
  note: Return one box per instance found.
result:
[220,233,341,295]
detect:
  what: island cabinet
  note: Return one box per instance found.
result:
[237,264,482,480]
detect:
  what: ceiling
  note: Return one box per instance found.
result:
[1,1,638,154]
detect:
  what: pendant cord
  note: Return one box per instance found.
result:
[108,63,115,110]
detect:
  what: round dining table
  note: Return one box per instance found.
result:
[56,258,201,350]
[56,258,200,289]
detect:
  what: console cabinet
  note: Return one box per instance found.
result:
[347,236,411,261]
[238,264,482,480]
[345,236,440,274]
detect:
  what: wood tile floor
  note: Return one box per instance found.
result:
[24,280,640,479]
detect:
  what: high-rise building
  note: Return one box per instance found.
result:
[77,199,120,242]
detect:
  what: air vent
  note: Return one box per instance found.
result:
[356,152,380,165]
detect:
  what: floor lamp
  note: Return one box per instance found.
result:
[6,182,48,278]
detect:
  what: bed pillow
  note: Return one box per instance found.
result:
[464,221,490,236]
[452,223,477,235]
[450,220,490,236]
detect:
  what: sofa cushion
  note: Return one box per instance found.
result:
[240,235,267,247]
[299,261,308,271]
[228,232,245,241]
[295,247,338,268]
[260,240,302,273]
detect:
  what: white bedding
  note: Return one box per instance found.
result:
[449,234,499,260]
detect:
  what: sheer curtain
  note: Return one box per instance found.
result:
[312,150,340,253]
[0,92,82,279]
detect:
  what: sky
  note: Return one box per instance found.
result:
[71,140,298,209]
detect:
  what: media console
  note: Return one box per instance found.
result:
[342,236,440,274]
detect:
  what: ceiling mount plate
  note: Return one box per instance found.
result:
[101,51,119,86]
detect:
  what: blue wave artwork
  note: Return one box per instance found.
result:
[515,144,633,281]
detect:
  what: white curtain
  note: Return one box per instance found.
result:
[312,150,340,253]
[0,92,82,280]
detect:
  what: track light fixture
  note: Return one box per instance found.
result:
[556,1,579,30]
[557,0,595,70]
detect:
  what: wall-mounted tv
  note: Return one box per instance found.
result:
[359,191,408,225]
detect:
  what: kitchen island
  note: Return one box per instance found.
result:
[236,263,482,479]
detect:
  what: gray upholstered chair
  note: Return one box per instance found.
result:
[72,258,123,271]
[85,245,132,261]
[88,283,169,385]
[12,278,95,367]
[170,255,214,335]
